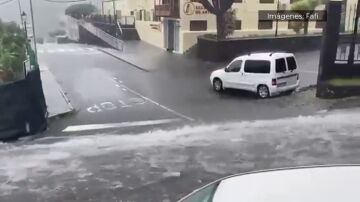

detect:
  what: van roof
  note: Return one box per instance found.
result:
[234,52,294,61]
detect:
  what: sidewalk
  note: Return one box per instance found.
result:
[99,41,223,72]
[40,66,74,118]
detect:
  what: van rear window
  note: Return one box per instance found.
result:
[244,60,270,74]
[276,58,287,73]
[286,57,297,70]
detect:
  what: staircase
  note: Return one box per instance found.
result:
[79,20,124,50]
[116,17,140,41]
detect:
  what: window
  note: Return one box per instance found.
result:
[235,20,242,30]
[130,11,134,15]
[227,60,243,72]
[190,21,207,31]
[152,9,160,21]
[258,20,273,30]
[182,182,220,202]
[286,57,297,70]
[244,60,271,74]
[260,0,275,3]
[234,0,243,2]
[276,58,287,73]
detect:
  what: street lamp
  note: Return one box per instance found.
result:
[29,0,38,60]
[21,11,28,37]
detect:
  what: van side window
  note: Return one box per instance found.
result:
[227,60,242,72]
[276,58,287,73]
[286,57,297,70]
[244,60,271,74]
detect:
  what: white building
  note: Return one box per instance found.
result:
[103,0,356,54]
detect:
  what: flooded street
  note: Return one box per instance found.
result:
[2,108,360,202]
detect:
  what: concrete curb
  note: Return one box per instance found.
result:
[40,66,75,119]
[97,48,150,72]
[47,87,75,119]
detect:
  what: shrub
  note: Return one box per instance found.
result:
[0,19,27,82]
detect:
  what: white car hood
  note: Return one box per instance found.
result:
[211,68,225,78]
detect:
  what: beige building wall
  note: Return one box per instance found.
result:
[135,21,164,48]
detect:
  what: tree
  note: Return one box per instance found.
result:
[194,0,235,40]
[291,0,325,35]
[65,3,97,19]
[224,9,236,38]
[0,19,27,82]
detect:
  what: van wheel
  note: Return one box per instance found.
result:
[257,85,269,99]
[213,79,223,92]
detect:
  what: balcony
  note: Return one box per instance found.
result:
[154,0,179,18]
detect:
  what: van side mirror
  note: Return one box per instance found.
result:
[224,68,229,72]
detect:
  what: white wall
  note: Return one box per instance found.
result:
[135,21,164,49]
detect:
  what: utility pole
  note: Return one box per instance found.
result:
[101,0,104,15]
[17,0,23,28]
[348,0,360,65]
[29,0,38,61]
[112,0,116,17]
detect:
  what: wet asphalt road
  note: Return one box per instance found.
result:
[2,109,360,202]
[3,43,360,202]
[37,43,321,136]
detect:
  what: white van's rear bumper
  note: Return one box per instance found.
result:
[269,81,300,96]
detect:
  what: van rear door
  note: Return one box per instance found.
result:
[275,57,298,87]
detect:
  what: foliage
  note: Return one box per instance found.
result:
[288,21,304,34]
[65,3,97,19]
[0,19,27,81]
[194,0,235,40]
[291,0,324,35]
[224,9,236,38]
[328,78,360,87]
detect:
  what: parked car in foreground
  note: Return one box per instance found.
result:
[178,165,360,202]
[210,52,300,98]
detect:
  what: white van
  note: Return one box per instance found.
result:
[210,52,300,98]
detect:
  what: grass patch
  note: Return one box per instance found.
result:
[328,78,360,86]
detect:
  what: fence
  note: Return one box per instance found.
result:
[335,35,360,63]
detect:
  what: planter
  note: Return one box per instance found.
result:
[316,82,360,99]
[197,34,354,62]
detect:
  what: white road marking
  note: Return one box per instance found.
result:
[87,104,102,113]
[118,100,132,108]
[62,118,182,132]
[38,50,44,53]
[116,80,195,122]
[58,49,65,52]
[100,102,117,110]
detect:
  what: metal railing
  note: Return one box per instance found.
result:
[80,20,124,51]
